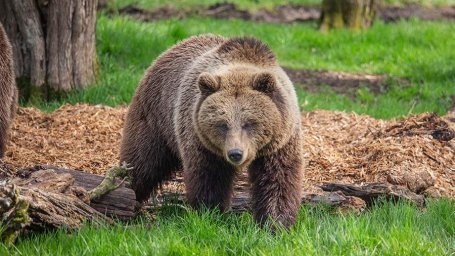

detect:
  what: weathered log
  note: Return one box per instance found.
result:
[153,189,367,214]
[5,169,112,225]
[386,168,434,194]
[0,164,138,245]
[320,182,425,206]
[38,165,136,220]
[0,169,112,245]
[5,165,137,221]
[0,184,29,245]
[3,165,427,222]
[1,162,429,246]
[231,191,367,213]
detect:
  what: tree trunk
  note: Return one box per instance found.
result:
[0,0,98,98]
[319,0,378,31]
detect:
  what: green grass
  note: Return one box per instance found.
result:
[10,6,455,255]
[106,0,455,11]
[9,4,455,254]
[2,199,454,255]
[107,0,321,11]
[32,15,455,119]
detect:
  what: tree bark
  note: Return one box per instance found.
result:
[0,169,112,245]
[38,165,137,219]
[0,164,135,245]
[0,0,98,96]
[319,0,378,31]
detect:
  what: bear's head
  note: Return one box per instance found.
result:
[195,66,286,168]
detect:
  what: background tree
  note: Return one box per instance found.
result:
[0,0,98,99]
[319,0,379,31]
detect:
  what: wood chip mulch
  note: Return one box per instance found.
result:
[3,104,454,197]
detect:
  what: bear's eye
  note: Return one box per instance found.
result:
[242,122,257,131]
[216,123,229,133]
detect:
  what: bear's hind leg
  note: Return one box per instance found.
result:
[184,149,236,212]
[248,135,303,229]
[120,114,180,203]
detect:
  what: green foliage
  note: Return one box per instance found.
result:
[107,0,321,11]
[107,0,455,11]
[32,15,455,119]
[2,199,454,255]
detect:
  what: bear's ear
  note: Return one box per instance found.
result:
[198,73,219,95]
[252,72,276,94]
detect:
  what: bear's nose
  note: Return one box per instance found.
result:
[228,149,243,163]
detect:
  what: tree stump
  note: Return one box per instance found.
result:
[0,0,98,99]
[319,0,378,31]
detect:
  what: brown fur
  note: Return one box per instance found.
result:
[120,34,303,228]
[0,23,18,158]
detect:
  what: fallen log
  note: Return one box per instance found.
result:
[320,182,425,206]
[0,164,137,245]
[232,191,367,213]
[153,189,367,214]
[228,174,367,213]
[0,168,112,245]
[1,163,429,245]
[35,165,136,220]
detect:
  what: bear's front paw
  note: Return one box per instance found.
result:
[254,209,298,232]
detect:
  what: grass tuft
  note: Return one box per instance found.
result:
[2,199,454,255]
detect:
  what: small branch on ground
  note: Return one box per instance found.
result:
[88,162,131,201]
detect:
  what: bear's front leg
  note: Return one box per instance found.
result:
[184,149,237,212]
[248,135,303,229]
[0,113,9,157]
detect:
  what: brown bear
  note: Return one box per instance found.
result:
[0,23,18,158]
[120,34,303,228]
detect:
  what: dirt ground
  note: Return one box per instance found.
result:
[3,104,454,198]
[102,2,455,24]
[284,68,392,97]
